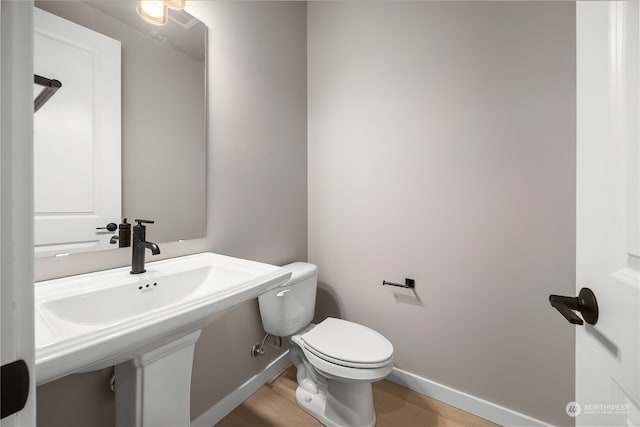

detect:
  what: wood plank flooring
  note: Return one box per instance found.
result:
[216,365,500,427]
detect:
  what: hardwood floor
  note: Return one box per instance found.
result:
[216,365,499,427]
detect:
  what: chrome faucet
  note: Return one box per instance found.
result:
[130,219,160,274]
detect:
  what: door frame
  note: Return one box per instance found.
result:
[1,0,36,425]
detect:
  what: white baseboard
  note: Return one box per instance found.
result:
[192,351,549,427]
[191,352,291,427]
[387,367,550,427]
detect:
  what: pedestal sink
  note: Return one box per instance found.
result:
[35,252,291,426]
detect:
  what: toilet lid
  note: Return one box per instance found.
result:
[301,318,393,366]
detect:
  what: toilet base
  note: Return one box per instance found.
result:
[295,380,376,427]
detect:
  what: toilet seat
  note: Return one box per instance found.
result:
[301,344,394,382]
[300,317,393,376]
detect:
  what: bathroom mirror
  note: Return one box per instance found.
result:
[34,1,206,258]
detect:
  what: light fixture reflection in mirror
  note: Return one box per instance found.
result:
[137,1,167,25]
[137,0,186,26]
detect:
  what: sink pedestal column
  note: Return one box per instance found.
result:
[115,330,202,427]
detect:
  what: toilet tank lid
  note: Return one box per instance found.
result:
[281,262,318,286]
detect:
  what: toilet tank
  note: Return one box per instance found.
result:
[258,262,318,337]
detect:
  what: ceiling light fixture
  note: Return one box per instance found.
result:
[137,0,186,26]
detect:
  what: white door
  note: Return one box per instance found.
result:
[575,1,640,426]
[1,1,36,425]
[33,8,121,257]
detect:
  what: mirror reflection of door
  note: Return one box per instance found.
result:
[33,2,207,257]
[34,8,121,257]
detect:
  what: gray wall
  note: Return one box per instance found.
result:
[35,1,307,425]
[307,2,575,426]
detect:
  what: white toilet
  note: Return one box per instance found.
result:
[258,262,394,427]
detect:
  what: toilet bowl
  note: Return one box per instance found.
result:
[258,263,394,427]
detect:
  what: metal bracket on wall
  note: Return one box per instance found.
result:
[382,278,415,289]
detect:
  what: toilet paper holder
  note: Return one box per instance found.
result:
[382,278,415,289]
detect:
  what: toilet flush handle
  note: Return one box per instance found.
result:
[276,289,290,297]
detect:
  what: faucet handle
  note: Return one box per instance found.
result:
[134,219,155,226]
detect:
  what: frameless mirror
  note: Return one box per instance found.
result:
[33,1,206,258]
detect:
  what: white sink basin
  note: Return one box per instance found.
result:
[35,252,291,385]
